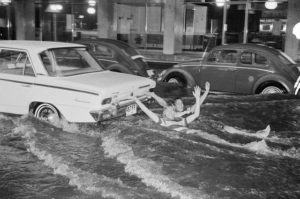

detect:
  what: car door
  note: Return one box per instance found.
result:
[0,49,35,114]
[235,50,271,94]
[200,49,238,93]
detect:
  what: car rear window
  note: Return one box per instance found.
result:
[39,47,104,76]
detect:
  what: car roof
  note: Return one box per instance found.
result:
[213,43,280,54]
[0,40,85,52]
[78,38,133,49]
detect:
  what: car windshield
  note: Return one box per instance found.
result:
[39,47,104,76]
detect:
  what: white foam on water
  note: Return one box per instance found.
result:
[14,124,141,199]
[223,125,271,139]
[185,129,273,154]
[101,131,210,199]
[186,129,300,159]
[0,114,10,120]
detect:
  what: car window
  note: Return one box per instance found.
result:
[240,51,268,67]
[240,52,252,64]
[0,49,34,76]
[254,54,268,65]
[94,44,113,58]
[206,50,238,64]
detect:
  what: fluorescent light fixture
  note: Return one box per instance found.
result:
[216,0,225,7]
[0,0,11,5]
[88,0,96,6]
[48,4,63,12]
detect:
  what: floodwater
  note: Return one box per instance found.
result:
[0,90,300,199]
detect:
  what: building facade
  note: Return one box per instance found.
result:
[0,0,299,60]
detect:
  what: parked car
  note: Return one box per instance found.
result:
[76,38,153,77]
[160,43,300,94]
[0,40,156,123]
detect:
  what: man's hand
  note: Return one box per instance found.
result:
[205,81,210,91]
[193,86,201,99]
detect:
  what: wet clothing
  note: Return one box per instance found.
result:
[156,117,189,132]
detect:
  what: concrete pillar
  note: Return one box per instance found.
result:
[14,0,35,40]
[163,0,184,55]
[97,0,116,39]
[285,0,300,61]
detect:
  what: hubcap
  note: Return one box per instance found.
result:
[168,78,180,84]
[261,86,283,94]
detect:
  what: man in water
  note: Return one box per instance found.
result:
[132,82,210,131]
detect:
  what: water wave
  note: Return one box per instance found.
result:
[13,123,147,199]
[101,130,210,199]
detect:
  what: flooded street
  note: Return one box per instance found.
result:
[0,87,300,199]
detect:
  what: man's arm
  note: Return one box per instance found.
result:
[147,92,168,108]
[186,82,210,114]
[186,82,210,124]
[133,97,160,123]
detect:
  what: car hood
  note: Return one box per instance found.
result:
[62,71,155,95]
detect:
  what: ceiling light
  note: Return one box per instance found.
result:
[293,22,300,39]
[265,0,278,10]
[87,7,96,14]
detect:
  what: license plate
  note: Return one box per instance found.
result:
[126,104,137,116]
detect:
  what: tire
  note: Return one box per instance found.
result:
[34,103,60,123]
[259,85,286,94]
[166,75,186,87]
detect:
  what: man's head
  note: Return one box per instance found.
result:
[174,99,184,112]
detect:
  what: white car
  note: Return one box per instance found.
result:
[0,40,156,123]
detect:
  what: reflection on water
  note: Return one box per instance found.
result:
[0,93,300,199]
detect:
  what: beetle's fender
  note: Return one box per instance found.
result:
[161,68,197,88]
[253,74,294,94]
[107,63,133,74]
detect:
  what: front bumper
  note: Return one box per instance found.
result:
[90,96,150,122]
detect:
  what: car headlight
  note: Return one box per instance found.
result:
[102,97,112,105]
[157,70,167,81]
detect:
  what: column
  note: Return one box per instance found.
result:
[163,0,184,55]
[97,0,116,39]
[14,0,35,40]
[285,0,300,61]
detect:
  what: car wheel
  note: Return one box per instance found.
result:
[34,103,60,123]
[260,85,286,94]
[166,76,186,87]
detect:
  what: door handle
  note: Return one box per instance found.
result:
[22,84,32,88]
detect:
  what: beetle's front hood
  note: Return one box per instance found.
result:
[61,71,155,94]
[175,60,202,68]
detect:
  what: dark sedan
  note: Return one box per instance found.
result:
[160,43,300,94]
[76,38,151,77]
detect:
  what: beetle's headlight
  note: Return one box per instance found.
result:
[102,97,112,105]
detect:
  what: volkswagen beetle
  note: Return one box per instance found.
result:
[161,44,299,94]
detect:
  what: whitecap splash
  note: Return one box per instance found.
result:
[223,125,271,139]
[101,131,209,199]
[15,124,141,199]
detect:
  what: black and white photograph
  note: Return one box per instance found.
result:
[0,0,299,198]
